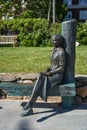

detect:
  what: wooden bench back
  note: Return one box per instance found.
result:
[0,35,17,47]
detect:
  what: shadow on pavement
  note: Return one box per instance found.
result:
[17,120,33,130]
[21,102,74,122]
[0,106,3,109]
[21,101,87,122]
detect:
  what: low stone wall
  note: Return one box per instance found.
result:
[0,73,87,104]
[0,73,39,84]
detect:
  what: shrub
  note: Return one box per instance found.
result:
[77,21,87,45]
[0,18,61,46]
[0,18,87,46]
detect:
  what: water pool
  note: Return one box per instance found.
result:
[0,82,33,96]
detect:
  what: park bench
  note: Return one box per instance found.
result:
[0,35,17,47]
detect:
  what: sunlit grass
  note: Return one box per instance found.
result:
[0,47,52,73]
[0,46,87,75]
[75,45,87,75]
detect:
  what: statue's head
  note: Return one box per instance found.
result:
[51,34,64,47]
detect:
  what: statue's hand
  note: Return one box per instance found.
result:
[40,72,46,75]
[45,67,51,72]
[45,72,52,77]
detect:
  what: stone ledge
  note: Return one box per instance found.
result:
[0,73,39,83]
[0,73,87,83]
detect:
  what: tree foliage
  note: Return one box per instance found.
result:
[0,0,67,22]
[77,21,87,45]
[0,0,22,18]
[23,0,49,19]
[56,0,67,22]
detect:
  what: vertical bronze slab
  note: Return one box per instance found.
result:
[62,19,77,84]
[61,20,77,108]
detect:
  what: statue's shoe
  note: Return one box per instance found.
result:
[23,102,31,110]
[21,108,33,117]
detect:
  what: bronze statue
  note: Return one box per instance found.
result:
[21,34,65,117]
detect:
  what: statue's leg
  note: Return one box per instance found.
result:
[21,75,44,116]
[21,94,38,117]
[23,94,38,110]
[48,74,63,90]
[23,74,43,110]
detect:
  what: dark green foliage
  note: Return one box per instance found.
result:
[0,0,67,22]
[56,0,67,22]
[0,18,87,46]
[24,0,49,19]
[0,0,49,19]
[0,0,22,18]
[0,18,61,47]
[77,21,87,45]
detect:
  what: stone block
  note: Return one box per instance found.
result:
[76,85,87,98]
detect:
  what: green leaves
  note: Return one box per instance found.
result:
[0,18,61,47]
[0,0,22,18]
[0,0,67,22]
[77,21,87,45]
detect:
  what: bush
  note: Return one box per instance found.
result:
[0,18,61,47]
[0,18,87,46]
[77,21,87,45]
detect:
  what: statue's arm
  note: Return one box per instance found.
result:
[40,66,51,75]
[46,65,64,76]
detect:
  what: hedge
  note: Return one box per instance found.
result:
[77,21,87,45]
[0,18,61,47]
[0,18,87,46]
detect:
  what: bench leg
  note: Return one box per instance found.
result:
[62,96,75,108]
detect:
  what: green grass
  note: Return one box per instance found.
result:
[75,45,87,75]
[0,47,52,73]
[0,46,87,75]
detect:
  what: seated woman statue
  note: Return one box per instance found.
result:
[21,34,65,117]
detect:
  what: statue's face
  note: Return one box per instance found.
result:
[51,34,64,47]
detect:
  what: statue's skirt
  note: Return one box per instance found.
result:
[38,73,63,102]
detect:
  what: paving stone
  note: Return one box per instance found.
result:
[0,100,87,130]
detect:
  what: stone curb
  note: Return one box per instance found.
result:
[0,73,39,84]
[0,73,87,83]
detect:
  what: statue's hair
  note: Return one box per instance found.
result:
[51,34,65,44]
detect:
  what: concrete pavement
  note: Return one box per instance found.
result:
[0,100,87,130]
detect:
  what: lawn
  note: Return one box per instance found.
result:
[0,46,87,75]
[0,47,52,73]
[75,45,87,75]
